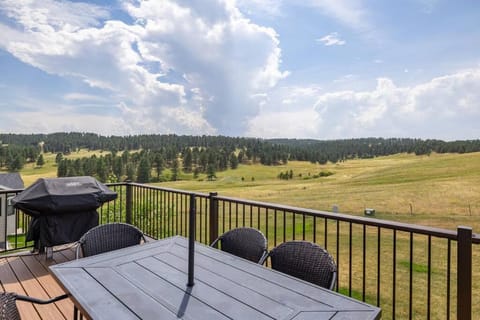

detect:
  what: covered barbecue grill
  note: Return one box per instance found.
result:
[11,176,117,251]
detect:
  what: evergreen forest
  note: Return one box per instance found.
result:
[1,132,479,183]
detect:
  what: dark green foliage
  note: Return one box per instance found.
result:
[171,158,179,181]
[2,134,480,184]
[207,163,216,181]
[55,153,63,163]
[182,148,193,172]
[57,160,68,177]
[229,152,239,169]
[137,156,151,183]
[36,154,45,167]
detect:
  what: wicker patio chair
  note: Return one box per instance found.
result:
[260,241,337,290]
[210,227,268,263]
[0,292,68,320]
[76,222,147,259]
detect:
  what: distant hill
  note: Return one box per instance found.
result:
[2,133,480,182]
[2,133,479,159]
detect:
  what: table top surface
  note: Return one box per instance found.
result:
[50,236,381,320]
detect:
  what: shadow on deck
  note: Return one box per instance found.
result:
[0,246,76,319]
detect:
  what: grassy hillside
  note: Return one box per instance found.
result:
[17,149,105,186]
[159,152,480,230]
[11,150,480,230]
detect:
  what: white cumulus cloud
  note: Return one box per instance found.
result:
[317,32,346,46]
[247,68,480,140]
[0,0,288,135]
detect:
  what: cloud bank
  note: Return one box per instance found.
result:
[0,0,288,136]
[247,67,480,140]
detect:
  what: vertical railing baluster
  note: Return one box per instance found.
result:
[209,192,219,246]
[265,208,269,242]
[336,220,340,291]
[393,230,397,319]
[229,201,232,230]
[427,235,431,320]
[222,201,226,233]
[242,204,246,227]
[257,206,260,230]
[235,202,239,228]
[125,181,132,224]
[409,232,413,320]
[274,209,277,247]
[363,224,366,302]
[324,219,328,249]
[175,192,179,236]
[302,214,306,240]
[349,222,352,297]
[447,239,451,320]
[377,227,381,307]
[292,213,296,241]
[249,205,253,228]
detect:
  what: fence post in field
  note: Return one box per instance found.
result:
[209,192,219,246]
[457,226,472,320]
[125,180,133,225]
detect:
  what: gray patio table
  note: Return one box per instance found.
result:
[50,236,381,320]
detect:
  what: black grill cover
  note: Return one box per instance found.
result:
[12,176,117,217]
[11,176,117,247]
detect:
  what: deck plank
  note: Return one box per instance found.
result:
[1,247,76,320]
[7,256,66,320]
[0,257,40,320]
[22,254,74,319]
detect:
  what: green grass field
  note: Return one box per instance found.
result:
[14,150,480,231]
[18,149,107,186]
[160,152,480,231]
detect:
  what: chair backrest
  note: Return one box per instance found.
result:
[0,293,20,320]
[210,227,267,263]
[263,241,337,290]
[76,222,146,258]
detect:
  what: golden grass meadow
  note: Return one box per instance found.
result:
[17,150,480,319]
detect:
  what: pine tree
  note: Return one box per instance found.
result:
[137,157,151,183]
[57,160,68,177]
[55,153,63,163]
[229,152,239,169]
[36,154,45,167]
[183,149,193,172]
[96,157,108,182]
[207,163,216,181]
[171,158,179,181]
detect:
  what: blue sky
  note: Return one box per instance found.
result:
[0,0,479,140]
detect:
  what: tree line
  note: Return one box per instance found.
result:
[54,147,242,183]
[1,133,480,183]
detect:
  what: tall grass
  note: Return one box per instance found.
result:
[161,152,480,231]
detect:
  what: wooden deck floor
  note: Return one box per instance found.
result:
[0,246,76,320]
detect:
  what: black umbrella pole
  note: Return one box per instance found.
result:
[187,194,196,287]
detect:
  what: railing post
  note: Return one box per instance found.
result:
[457,226,472,320]
[125,180,133,225]
[209,192,219,246]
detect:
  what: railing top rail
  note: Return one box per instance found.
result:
[110,182,211,198]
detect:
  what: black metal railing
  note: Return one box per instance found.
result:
[2,182,479,319]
